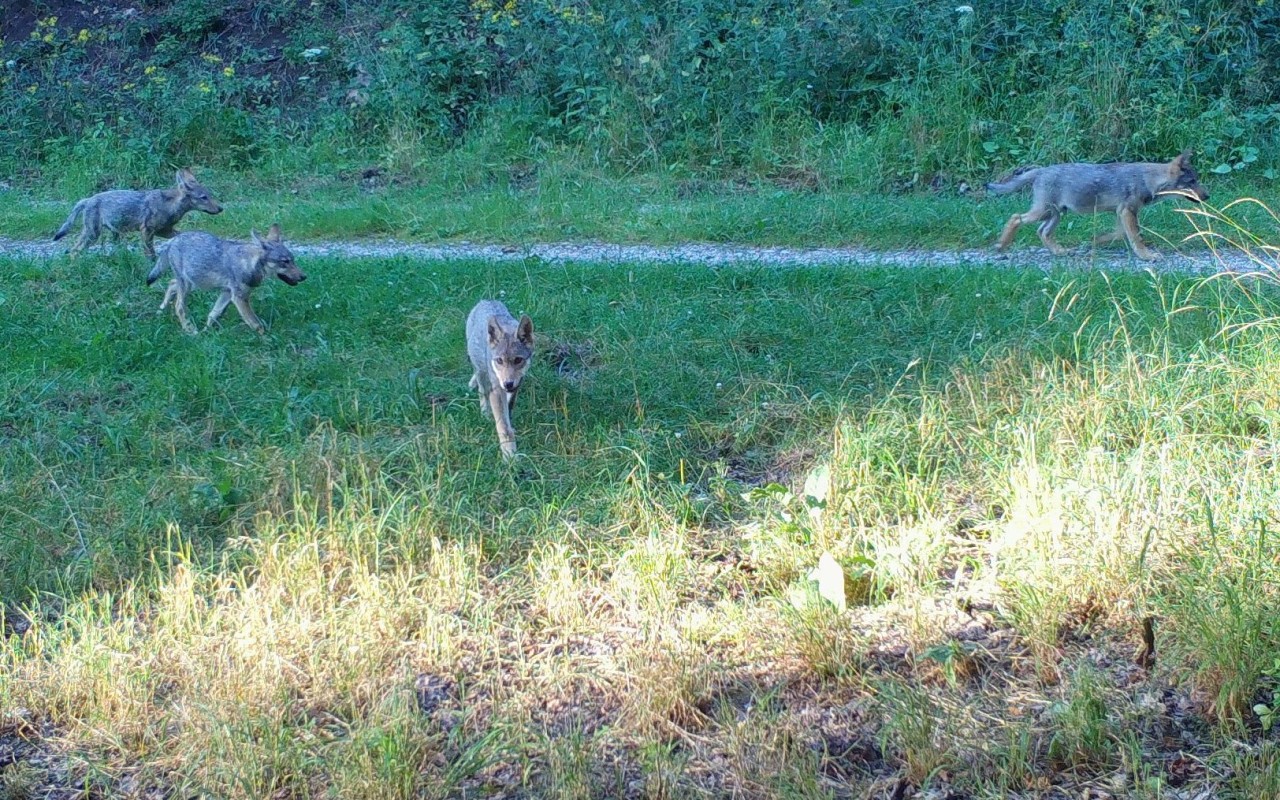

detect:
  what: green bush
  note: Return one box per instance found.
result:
[1,0,1279,184]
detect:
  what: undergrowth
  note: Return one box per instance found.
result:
[2,1,1279,192]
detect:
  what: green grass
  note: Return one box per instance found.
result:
[4,169,1278,251]
[0,251,1055,591]
[3,241,1280,797]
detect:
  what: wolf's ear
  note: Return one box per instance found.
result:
[1176,149,1193,167]
[488,317,503,347]
[250,229,263,247]
[177,168,196,186]
[267,223,282,242]
[517,314,534,345]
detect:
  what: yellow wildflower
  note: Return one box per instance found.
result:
[198,81,212,93]
[144,65,156,75]
[222,66,234,77]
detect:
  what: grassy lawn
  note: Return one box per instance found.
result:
[3,170,1278,252]
[3,240,1280,797]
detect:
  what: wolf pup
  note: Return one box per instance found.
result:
[987,150,1208,261]
[466,300,534,458]
[146,224,306,335]
[54,168,223,259]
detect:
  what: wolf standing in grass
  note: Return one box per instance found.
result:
[146,224,306,335]
[987,150,1208,261]
[54,168,223,259]
[466,300,534,458]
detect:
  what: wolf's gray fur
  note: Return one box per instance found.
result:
[146,224,305,334]
[54,168,223,258]
[987,150,1208,260]
[466,300,534,458]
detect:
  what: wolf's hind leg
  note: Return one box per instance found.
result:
[996,203,1050,251]
[69,206,100,256]
[159,279,178,312]
[174,285,198,335]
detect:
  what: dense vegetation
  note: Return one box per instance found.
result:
[3,0,1280,193]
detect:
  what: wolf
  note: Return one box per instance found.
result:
[466,300,534,458]
[986,150,1208,260]
[145,224,306,335]
[53,168,223,259]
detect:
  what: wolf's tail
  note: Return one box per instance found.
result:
[146,248,170,286]
[52,199,86,241]
[985,166,1041,195]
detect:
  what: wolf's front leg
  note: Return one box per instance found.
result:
[231,293,267,334]
[488,386,517,458]
[1119,208,1159,261]
[206,290,233,329]
[141,229,158,260]
[470,373,490,413]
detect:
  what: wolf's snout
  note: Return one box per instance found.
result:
[503,380,518,392]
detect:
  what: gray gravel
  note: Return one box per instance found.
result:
[0,236,1264,273]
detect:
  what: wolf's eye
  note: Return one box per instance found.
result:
[512,357,524,366]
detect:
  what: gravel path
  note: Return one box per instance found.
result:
[0,236,1262,273]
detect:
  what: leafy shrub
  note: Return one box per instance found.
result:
[1,0,1279,182]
